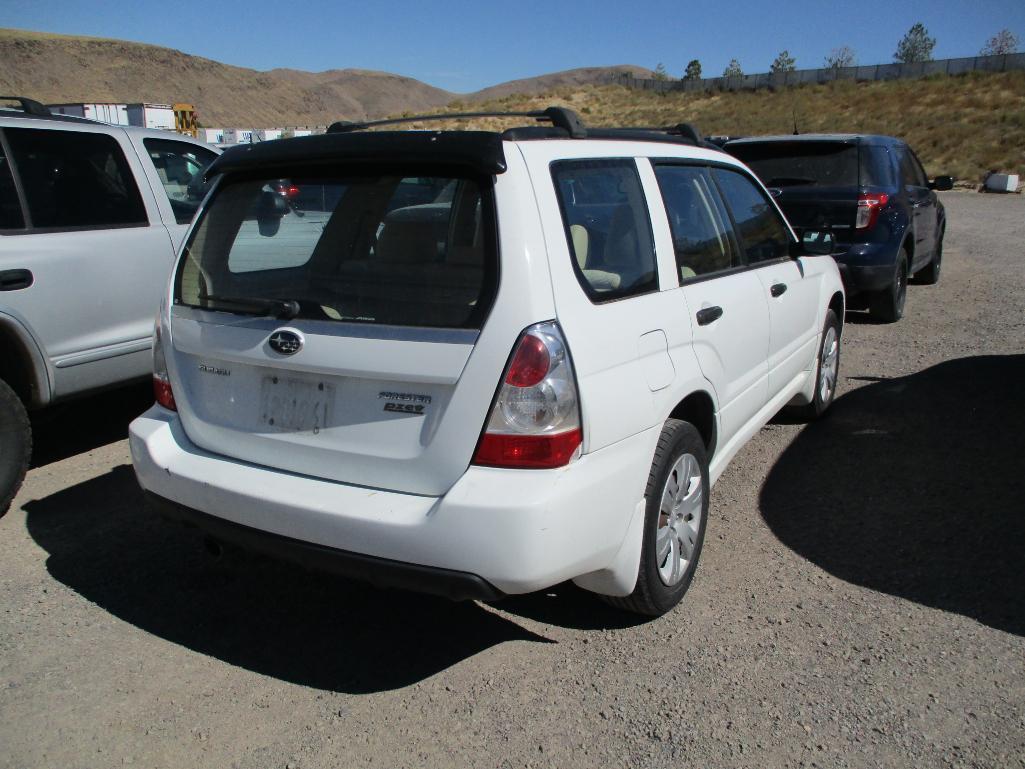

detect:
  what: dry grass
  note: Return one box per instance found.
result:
[413,72,1025,182]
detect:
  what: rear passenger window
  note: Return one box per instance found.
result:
[860,146,895,187]
[654,164,739,281]
[0,141,25,230]
[5,128,147,230]
[551,159,658,301]
[712,168,792,264]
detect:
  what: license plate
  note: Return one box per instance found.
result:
[259,376,335,433]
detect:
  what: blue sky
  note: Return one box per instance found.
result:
[3,0,1024,92]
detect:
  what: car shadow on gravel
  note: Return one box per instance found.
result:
[22,467,552,693]
[760,354,1025,637]
[29,382,152,468]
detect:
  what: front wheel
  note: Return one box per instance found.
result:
[601,419,709,617]
[0,379,31,517]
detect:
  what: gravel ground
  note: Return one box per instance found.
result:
[2,191,1024,769]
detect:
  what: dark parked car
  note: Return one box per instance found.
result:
[724,134,953,322]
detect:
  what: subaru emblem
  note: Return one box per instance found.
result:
[269,329,303,355]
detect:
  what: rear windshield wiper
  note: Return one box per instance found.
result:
[198,294,300,319]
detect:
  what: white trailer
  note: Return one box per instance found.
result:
[48,103,129,125]
[126,103,176,131]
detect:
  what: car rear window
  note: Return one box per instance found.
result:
[729,142,859,188]
[176,171,496,329]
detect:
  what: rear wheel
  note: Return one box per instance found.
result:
[914,228,943,285]
[0,378,31,517]
[870,250,908,323]
[789,309,841,421]
[601,419,709,617]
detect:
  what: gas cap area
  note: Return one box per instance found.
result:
[638,330,675,392]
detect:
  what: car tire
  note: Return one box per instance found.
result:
[601,419,709,617]
[914,228,943,285]
[0,378,31,518]
[789,309,841,421]
[870,250,908,323]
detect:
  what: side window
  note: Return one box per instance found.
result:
[908,149,929,187]
[712,167,792,264]
[860,146,895,187]
[551,159,658,301]
[144,138,219,225]
[899,147,927,188]
[653,164,740,281]
[0,139,26,230]
[4,128,147,230]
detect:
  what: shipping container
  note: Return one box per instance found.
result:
[48,103,129,126]
[127,103,176,131]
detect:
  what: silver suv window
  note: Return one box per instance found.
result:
[3,128,147,231]
[144,138,218,225]
[0,140,24,230]
[176,172,496,329]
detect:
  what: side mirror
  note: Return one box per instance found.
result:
[793,229,835,257]
[929,175,954,191]
[256,189,288,236]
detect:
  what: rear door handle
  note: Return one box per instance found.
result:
[770,282,787,297]
[696,306,723,326]
[0,269,33,291]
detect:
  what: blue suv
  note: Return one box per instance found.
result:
[725,134,952,322]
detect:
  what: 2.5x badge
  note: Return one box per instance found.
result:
[379,391,431,415]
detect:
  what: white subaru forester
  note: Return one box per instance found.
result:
[129,108,844,616]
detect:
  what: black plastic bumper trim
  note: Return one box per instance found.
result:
[144,491,503,602]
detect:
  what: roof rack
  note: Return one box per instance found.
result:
[0,96,51,117]
[328,106,588,138]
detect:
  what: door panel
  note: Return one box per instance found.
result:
[681,272,769,442]
[754,259,820,392]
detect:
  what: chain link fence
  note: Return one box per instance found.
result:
[612,53,1025,93]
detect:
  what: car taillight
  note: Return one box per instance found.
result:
[152,321,177,411]
[285,184,300,199]
[472,322,582,469]
[856,192,890,230]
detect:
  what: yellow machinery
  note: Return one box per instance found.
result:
[173,103,199,137]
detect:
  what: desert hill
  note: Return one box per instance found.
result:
[0,28,649,126]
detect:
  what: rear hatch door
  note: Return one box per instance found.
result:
[726,139,861,231]
[168,166,501,496]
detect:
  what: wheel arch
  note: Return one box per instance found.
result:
[667,389,717,460]
[0,315,51,408]
[828,290,845,333]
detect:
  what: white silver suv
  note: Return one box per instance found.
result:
[0,97,218,515]
[129,108,844,616]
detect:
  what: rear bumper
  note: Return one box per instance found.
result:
[836,262,894,294]
[145,492,502,601]
[129,406,656,597]
[833,242,898,294]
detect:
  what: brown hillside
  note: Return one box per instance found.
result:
[397,74,1025,182]
[0,28,455,126]
[0,28,649,128]
[464,65,655,102]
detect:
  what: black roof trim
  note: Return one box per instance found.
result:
[0,96,50,116]
[206,130,509,179]
[328,106,587,138]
